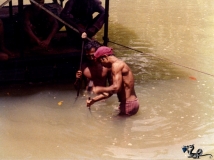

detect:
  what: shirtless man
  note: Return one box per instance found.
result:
[86,46,139,116]
[74,41,112,94]
[0,19,14,61]
[23,0,61,49]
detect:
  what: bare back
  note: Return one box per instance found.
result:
[111,58,137,102]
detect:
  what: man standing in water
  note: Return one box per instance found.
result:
[86,46,139,116]
[74,41,112,96]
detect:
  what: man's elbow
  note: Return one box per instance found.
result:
[112,85,119,93]
[102,92,113,99]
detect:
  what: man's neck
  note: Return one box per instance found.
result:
[109,56,118,63]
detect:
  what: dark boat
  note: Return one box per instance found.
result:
[0,0,109,84]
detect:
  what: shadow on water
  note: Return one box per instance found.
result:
[0,81,76,97]
[97,22,142,48]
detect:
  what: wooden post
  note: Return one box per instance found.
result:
[18,0,23,13]
[9,0,12,18]
[18,0,24,57]
[103,0,109,46]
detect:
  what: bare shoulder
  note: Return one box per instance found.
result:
[112,59,125,71]
[116,59,125,67]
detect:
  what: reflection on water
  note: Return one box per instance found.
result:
[1,0,214,159]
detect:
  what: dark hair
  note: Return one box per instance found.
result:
[84,40,102,52]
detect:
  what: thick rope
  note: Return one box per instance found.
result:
[0,0,12,9]
[109,40,214,78]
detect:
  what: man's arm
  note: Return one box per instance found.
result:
[86,69,113,107]
[41,14,59,47]
[60,0,85,33]
[94,63,123,94]
[86,0,105,37]
[86,92,112,107]
[93,0,105,30]
[86,62,123,107]
[107,69,113,86]
[60,0,75,23]
[23,9,41,44]
[74,64,88,90]
[0,19,14,57]
[74,70,82,90]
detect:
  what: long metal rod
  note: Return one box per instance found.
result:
[76,40,85,97]
[9,0,12,17]
[79,41,84,71]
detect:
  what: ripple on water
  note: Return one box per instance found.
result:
[131,116,167,132]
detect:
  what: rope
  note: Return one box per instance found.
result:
[30,0,92,41]
[0,0,12,9]
[109,40,214,78]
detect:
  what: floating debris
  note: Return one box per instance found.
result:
[189,76,197,80]
[58,101,63,106]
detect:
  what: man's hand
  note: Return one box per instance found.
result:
[86,98,95,107]
[76,70,82,79]
[39,39,50,49]
[35,38,49,50]
[81,32,87,39]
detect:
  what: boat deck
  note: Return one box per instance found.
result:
[0,52,84,83]
[0,5,85,83]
